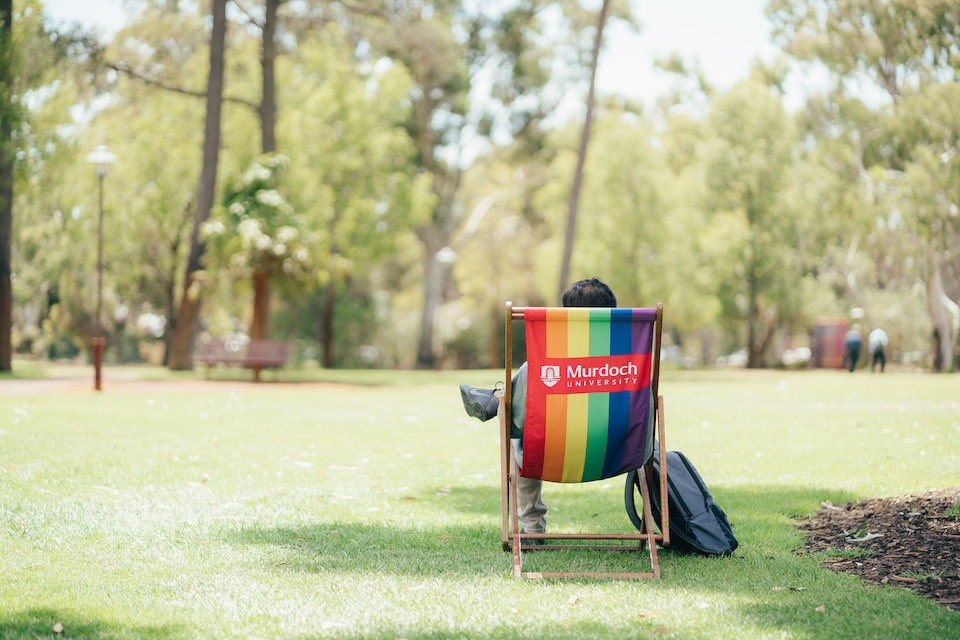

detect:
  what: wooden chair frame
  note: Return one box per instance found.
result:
[499,302,670,579]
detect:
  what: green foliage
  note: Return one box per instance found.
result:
[699,81,806,363]
[898,83,960,245]
[767,0,960,95]
[946,500,960,521]
[280,27,431,282]
[10,0,960,370]
[204,154,312,284]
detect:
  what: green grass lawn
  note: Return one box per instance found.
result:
[1,368,958,639]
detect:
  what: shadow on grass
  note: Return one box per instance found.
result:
[229,521,506,577]
[428,481,863,536]
[223,482,960,638]
[224,483,865,581]
[0,608,185,640]
[322,621,677,640]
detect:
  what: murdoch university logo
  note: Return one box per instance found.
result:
[540,365,561,388]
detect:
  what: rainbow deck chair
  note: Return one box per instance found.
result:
[498,302,669,579]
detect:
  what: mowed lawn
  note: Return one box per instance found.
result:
[1,368,958,639]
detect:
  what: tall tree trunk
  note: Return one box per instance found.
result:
[162,270,175,367]
[415,234,452,369]
[250,269,270,381]
[926,244,954,372]
[0,0,13,371]
[167,0,227,370]
[557,0,610,299]
[250,271,271,340]
[243,0,279,362]
[488,300,500,369]
[261,0,278,155]
[321,281,335,368]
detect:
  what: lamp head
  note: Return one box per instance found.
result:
[86,145,117,177]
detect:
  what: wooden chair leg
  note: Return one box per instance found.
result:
[498,395,510,551]
[638,464,661,579]
[657,395,669,547]
[510,447,522,577]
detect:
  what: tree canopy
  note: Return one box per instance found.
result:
[3,0,958,372]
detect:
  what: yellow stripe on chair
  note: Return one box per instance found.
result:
[561,393,589,482]
[566,308,591,357]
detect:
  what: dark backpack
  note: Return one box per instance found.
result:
[624,447,738,557]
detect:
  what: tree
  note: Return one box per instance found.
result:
[363,1,613,367]
[93,6,218,363]
[1,0,86,369]
[228,0,281,344]
[769,0,960,370]
[557,0,610,299]
[202,153,312,376]
[899,83,960,370]
[0,0,13,370]
[702,80,798,367]
[277,29,431,367]
[167,0,228,370]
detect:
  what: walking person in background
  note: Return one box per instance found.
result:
[844,324,863,373]
[869,327,888,373]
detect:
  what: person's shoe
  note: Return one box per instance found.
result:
[459,384,500,422]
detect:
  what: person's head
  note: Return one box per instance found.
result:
[561,278,617,308]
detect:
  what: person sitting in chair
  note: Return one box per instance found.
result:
[461,277,618,536]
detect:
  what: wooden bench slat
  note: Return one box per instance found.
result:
[192,339,292,372]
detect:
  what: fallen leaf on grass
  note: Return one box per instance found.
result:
[52,622,64,634]
[568,594,580,605]
[789,587,806,591]
[438,536,463,540]
[637,613,658,621]
[889,575,919,583]
[821,501,844,511]
[846,532,883,542]
[653,628,672,634]
[815,605,826,612]
[771,587,785,591]
[401,496,417,501]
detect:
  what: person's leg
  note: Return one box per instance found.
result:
[872,349,878,372]
[516,476,547,534]
[879,348,885,372]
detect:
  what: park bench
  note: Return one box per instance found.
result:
[193,337,291,381]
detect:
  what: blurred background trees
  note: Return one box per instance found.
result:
[2,0,958,372]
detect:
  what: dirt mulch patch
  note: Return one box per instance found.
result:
[798,489,960,610]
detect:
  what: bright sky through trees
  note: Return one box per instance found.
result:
[44,0,825,109]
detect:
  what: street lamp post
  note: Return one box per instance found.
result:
[85,145,116,391]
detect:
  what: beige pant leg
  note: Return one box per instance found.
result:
[517,476,547,534]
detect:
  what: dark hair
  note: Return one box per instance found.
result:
[561,278,617,308]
